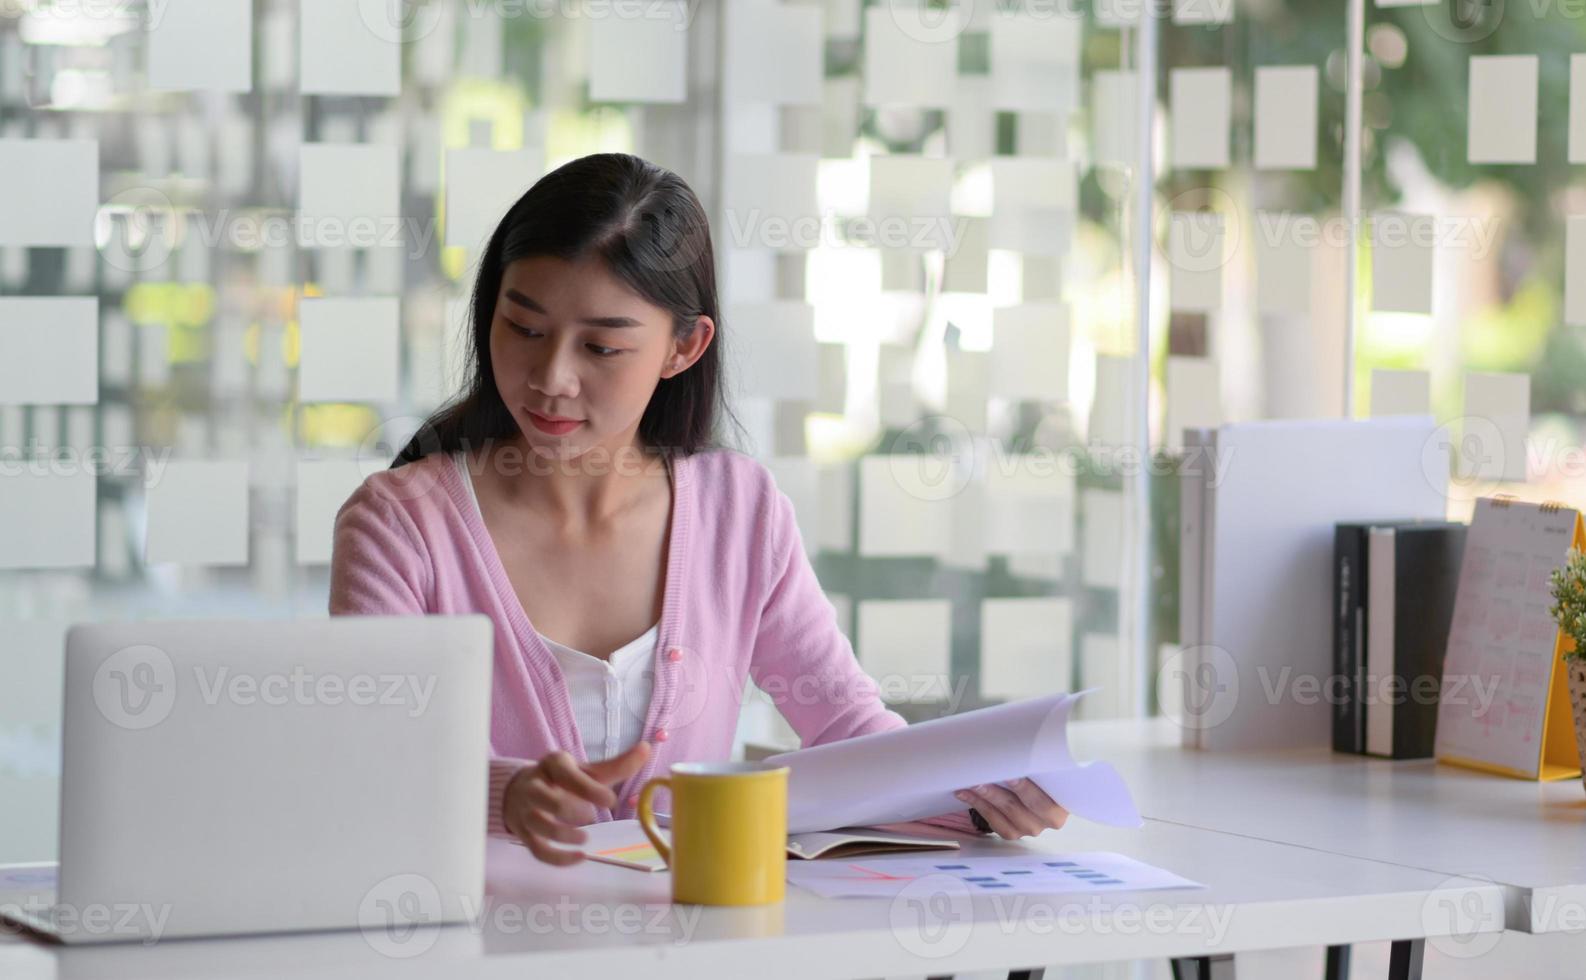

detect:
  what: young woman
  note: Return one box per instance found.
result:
[329,153,1069,866]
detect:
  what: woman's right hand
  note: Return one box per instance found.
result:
[501,741,653,866]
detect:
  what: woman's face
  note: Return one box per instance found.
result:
[488,254,711,463]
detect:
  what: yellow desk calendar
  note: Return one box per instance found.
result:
[636,761,788,906]
[1435,497,1585,781]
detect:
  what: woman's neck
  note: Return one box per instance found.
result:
[473,435,667,530]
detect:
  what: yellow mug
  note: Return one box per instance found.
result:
[636,761,789,906]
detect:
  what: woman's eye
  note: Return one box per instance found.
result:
[508,322,618,357]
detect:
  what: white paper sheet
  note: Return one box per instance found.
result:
[765,692,1144,834]
[786,851,1202,899]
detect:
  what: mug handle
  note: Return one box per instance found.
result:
[636,777,672,867]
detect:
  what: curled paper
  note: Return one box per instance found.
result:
[766,690,1144,834]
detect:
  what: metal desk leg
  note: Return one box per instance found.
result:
[1170,954,1236,980]
[1325,944,1351,980]
[1388,939,1424,980]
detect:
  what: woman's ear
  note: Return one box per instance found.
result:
[663,315,715,379]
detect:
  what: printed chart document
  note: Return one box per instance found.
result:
[765,691,1143,835]
[786,852,1205,899]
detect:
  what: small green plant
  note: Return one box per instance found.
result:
[1549,549,1586,662]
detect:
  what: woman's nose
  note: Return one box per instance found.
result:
[526,338,579,398]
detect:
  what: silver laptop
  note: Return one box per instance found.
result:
[0,615,493,944]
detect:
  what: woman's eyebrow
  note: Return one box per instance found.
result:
[503,288,642,328]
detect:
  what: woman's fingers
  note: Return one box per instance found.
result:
[1008,777,1069,829]
[513,743,656,867]
[538,751,618,809]
[961,783,1043,839]
[524,831,585,867]
[962,789,1021,839]
[523,775,596,825]
[520,806,589,847]
[583,740,652,786]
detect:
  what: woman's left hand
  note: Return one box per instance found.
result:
[955,778,1069,840]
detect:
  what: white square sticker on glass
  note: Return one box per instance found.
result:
[298,297,401,404]
[1170,68,1231,169]
[0,470,96,570]
[0,297,98,406]
[724,0,822,106]
[1566,215,1586,327]
[0,139,98,247]
[145,461,251,566]
[588,0,689,104]
[444,148,542,250]
[857,599,951,702]
[1167,211,1225,313]
[1370,212,1434,314]
[298,144,401,249]
[1254,66,1318,171]
[1370,369,1431,418]
[294,459,367,565]
[148,0,252,92]
[1467,54,1538,165]
[989,11,1081,114]
[1460,372,1530,483]
[1165,356,1222,453]
[300,0,401,96]
[862,5,958,108]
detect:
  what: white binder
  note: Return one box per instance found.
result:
[1177,417,1448,749]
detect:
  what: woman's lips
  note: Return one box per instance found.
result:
[525,408,583,435]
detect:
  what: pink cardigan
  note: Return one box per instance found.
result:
[328,447,978,837]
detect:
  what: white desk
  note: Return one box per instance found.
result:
[1072,718,1586,936]
[0,820,1501,979]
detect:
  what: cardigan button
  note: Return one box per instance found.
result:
[654,728,670,742]
[667,647,683,663]
[626,794,639,809]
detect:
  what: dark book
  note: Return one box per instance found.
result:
[1333,521,1466,758]
[1365,522,1467,759]
[1332,524,1368,754]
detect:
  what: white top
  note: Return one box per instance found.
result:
[452,451,658,763]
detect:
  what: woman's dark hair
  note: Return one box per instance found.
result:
[394,152,739,467]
